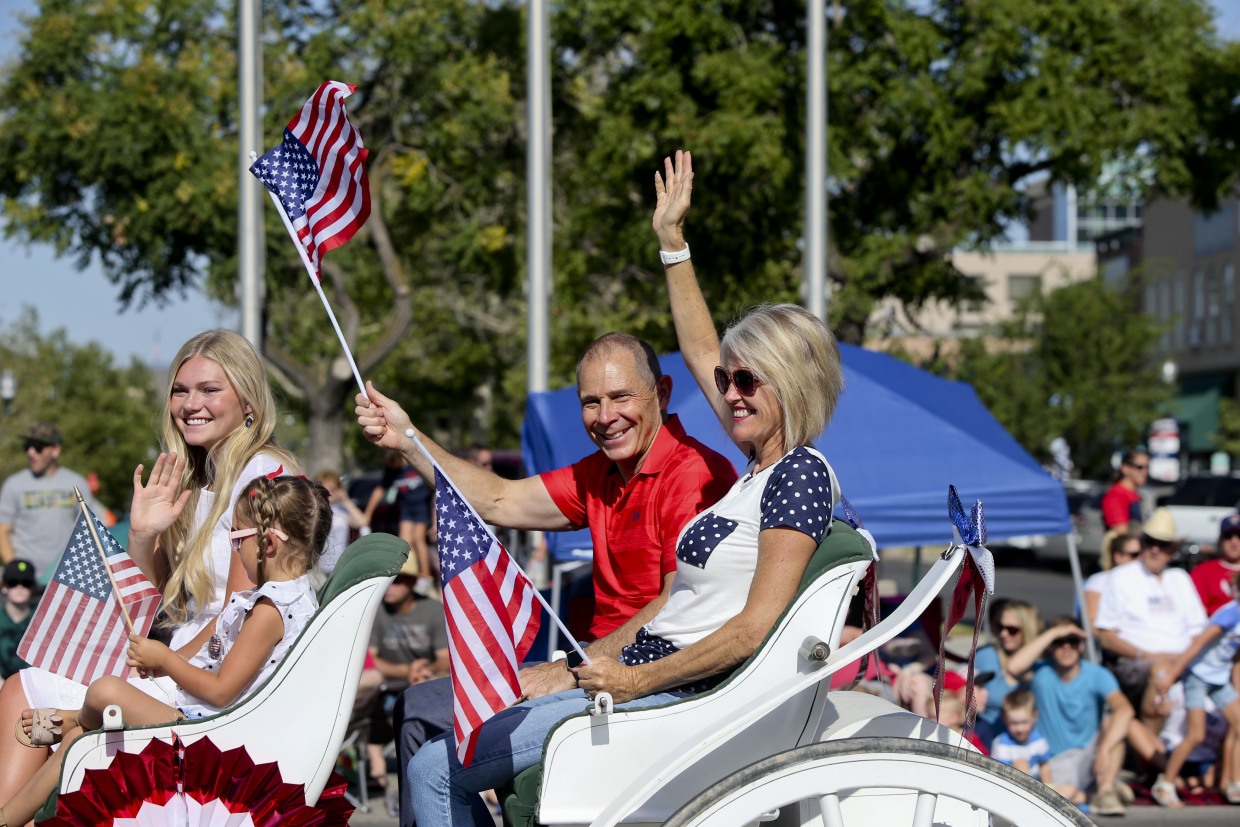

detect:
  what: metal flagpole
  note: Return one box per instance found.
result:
[238,0,264,350]
[527,0,551,395]
[74,487,135,634]
[805,0,829,323]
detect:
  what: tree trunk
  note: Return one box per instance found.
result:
[304,379,349,475]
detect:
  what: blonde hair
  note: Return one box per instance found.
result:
[720,304,843,452]
[988,598,1043,673]
[1002,688,1038,716]
[159,330,299,624]
[234,476,332,582]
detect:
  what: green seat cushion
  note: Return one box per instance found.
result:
[317,532,410,606]
[503,520,872,826]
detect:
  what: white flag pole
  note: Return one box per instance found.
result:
[251,151,368,399]
[404,428,592,666]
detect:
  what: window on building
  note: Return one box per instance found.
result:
[1207,267,1220,347]
[960,275,986,314]
[1008,274,1041,304]
[1174,271,1185,349]
[1160,278,1171,352]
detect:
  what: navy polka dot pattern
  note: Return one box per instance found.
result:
[676,513,738,568]
[620,628,726,697]
[759,446,833,544]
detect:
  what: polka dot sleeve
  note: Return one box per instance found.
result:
[759,446,833,544]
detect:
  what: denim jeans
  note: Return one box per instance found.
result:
[407,688,681,826]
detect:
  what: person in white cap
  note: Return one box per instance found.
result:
[1094,507,1207,734]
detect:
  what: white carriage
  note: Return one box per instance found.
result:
[43,518,1087,827]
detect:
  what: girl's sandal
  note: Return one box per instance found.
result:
[1151,776,1183,808]
[14,708,64,748]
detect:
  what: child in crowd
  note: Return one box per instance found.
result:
[1,476,330,827]
[0,560,36,680]
[1151,570,1240,807]
[991,690,1051,782]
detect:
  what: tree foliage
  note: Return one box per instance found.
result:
[0,310,161,511]
[931,278,1172,478]
[2,0,1238,470]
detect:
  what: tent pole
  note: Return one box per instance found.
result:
[1066,531,1099,663]
[910,546,922,592]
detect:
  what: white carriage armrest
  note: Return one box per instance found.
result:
[585,542,966,827]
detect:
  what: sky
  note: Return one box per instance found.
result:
[2,0,1240,363]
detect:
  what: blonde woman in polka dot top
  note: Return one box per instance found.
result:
[405,151,846,826]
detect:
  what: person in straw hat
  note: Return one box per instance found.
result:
[1094,507,1208,734]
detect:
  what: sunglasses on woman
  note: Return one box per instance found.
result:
[714,366,762,397]
[229,526,288,552]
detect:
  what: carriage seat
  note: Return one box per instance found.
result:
[38,532,410,822]
[504,519,874,826]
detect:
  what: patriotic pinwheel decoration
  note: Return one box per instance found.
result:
[40,735,352,826]
[934,485,994,730]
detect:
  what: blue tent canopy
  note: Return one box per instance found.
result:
[521,345,1070,561]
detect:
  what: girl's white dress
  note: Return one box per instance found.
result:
[175,575,318,718]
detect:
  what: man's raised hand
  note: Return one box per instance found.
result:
[355,381,415,452]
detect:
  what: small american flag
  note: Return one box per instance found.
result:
[18,504,162,685]
[434,468,540,766]
[249,80,370,278]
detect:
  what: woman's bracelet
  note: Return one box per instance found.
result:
[659,244,691,265]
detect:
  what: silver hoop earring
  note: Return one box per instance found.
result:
[244,414,254,429]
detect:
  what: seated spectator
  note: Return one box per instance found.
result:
[973,598,1042,744]
[1083,532,1141,631]
[315,471,369,574]
[1006,617,1134,817]
[1093,508,1207,731]
[0,560,36,680]
[356,559,449,794]
[1191,513,1240,616]
[934,686,988,754]
[1157,683,1227,801]
[991,690,1052,785]
[1150,571,1240,806]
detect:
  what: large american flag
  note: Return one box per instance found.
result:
[434,467,540,766]
[249,80,370,279]
[18,504,163,685]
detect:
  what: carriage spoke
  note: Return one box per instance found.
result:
[912,791,938,827]
[819,792,845,827]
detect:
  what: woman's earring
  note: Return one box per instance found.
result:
[244,414,254,429]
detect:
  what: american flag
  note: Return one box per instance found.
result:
[434,467,540,766]
[249,80,370,279]
[18,503,163,685]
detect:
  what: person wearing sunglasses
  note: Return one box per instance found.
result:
[1094,508,1208,737]
[972,598,1044,745]
[1100,448,1150,534]
[357,331,739,826]
[1006,616,1137,815]
[0,422,102,588]
[1190,512,1240,616]
[1082,531,1143,631]
[0,560,37,681]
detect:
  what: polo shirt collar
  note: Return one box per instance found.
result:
[624,413,687,479]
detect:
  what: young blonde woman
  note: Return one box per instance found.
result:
[0,330,298,801]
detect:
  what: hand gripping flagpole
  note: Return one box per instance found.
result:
[74,487,135,635]
[252,150,367,399]
[405,428,592,667]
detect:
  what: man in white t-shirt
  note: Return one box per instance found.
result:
[1094,507,1207,731]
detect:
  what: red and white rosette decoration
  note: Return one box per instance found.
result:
[933,485,994,731]
[41,735,352,826]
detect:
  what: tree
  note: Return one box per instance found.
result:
[2,0,1238,471]
[934,278,1171,478]
[0,310,161,511]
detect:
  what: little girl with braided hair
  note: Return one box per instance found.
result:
[1,476,331,827]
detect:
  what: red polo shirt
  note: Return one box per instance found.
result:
[541,414,738,639]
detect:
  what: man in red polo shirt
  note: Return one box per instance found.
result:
[356,333,737,825]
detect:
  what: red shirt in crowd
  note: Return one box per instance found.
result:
[1101,483,1142,530]
[1190,558,1240,616]
[541,414,738,639]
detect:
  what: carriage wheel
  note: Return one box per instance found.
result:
[664,736,1092,827]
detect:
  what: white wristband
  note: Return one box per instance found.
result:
[659,244,691,266]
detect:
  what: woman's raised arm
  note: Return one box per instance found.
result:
[654,150,731,433]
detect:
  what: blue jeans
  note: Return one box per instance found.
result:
[408,688,680,825]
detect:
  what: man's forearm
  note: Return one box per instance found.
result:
[0,524,14,564]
